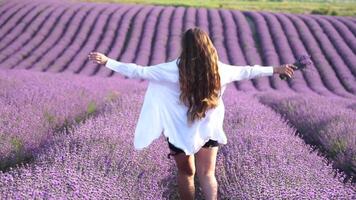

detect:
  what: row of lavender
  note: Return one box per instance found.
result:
[0,80,354,199]
[256,92,356,183]
[0,67,140,170]
[0,0,355,98]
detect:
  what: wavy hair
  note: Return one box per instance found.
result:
[176,27,221,126]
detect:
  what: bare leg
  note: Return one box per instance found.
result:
[195,146,218,200]
[171,150,196,200]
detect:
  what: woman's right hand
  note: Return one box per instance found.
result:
[274,64,297,79]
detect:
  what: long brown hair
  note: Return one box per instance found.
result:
[177,27,221,126]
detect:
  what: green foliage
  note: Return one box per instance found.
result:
[11,137,23,152]
[330,139,347,158]
[87,100,97,115]
[1,137,33,171]
[80,0,355,16]
[311,7,338,15]
[73,100,98,125]
[43,109,56,125]
[330,10,338,15]
[75,115,83,124]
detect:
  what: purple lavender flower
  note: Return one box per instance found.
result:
[294,54,313,70]
[280,54,313,80]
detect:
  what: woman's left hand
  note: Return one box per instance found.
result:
[88,52,108,65]
[275,64,297,78]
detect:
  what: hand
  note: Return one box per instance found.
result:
[88,52,108,65]
[276,64,297,79]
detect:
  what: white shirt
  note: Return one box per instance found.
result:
[105,58,274,155]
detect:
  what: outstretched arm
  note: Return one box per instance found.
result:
[219,61,296,83]
[88,52,167,82]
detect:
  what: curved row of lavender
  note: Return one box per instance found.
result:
[0,0,355,98]
[1,84,354,199]
[256,92,356,183]
[0,68,139,171]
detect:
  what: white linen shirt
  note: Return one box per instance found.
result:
[105,58,274,155]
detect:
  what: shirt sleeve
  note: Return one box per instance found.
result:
[105,58,169,82]
[219,61,274,83]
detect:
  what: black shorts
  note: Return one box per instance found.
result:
[166,138,219,159]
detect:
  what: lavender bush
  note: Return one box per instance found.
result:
[0,68,137,170]
[257,92,356,183]
[217,87,355,199]
[0,84,354,199]
[0,92,172,199]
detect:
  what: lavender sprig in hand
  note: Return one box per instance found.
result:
[279,54,313,80]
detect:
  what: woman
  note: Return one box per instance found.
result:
[88,27,295,200]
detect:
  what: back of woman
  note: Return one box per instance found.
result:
[88,26,295,200]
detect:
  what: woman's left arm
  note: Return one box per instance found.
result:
[88,52,167,82]
[219,61,296,83]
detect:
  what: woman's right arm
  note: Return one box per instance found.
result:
[88,52,169,82]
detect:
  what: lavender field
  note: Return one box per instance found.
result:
[0,0,355,199]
